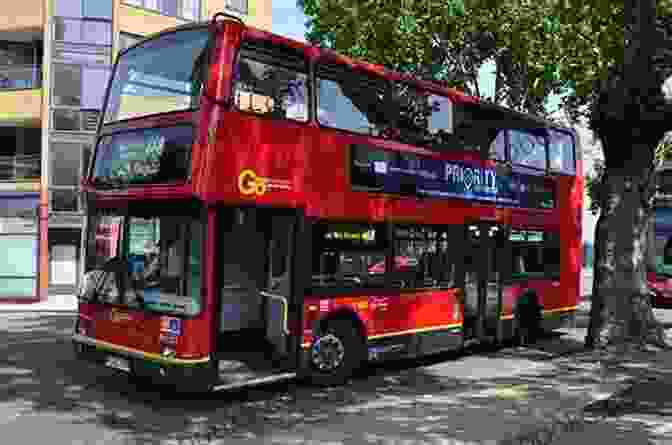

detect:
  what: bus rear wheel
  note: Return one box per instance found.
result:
[306,319,365,387]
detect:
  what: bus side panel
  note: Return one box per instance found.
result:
[302,289,463,357]
[558,173,582,312]
[372,289,463,337]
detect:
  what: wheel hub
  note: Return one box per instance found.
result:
[311,333,345,371]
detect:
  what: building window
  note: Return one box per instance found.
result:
[181,0,199,20]
[54,18,112,46]
[51,142,81,187]
[54,0,113,19]
[123,0,202,20]
[81,67,110,109]
[0,41,42,90]
[50,189,79,212]
[0,128,41,182]
[52,63,111,112]
[50,142,90,213]
[226,0,248,14]
[52,64,81,106]
[0,197,39,298]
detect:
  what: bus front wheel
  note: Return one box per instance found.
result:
[306,319,365,386]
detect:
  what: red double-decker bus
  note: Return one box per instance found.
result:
[73,14,582,392]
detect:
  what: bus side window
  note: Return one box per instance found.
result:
[311,221,387,290]
[509,230,560,279]
[392,225,455,289]
[233,41,308,123]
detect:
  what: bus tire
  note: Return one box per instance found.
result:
[306,319,365,387]
[514,291,542,346]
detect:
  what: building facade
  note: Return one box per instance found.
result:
[0,0,271,301]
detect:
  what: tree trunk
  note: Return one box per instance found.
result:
[585,150,667,348]
[585,0,671,350]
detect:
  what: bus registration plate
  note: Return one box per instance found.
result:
[105,356,130,373]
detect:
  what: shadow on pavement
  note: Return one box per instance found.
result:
[0,314,671,444]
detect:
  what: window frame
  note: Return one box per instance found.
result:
[508,228,561,281]
[390,223,459,292]
[53,16,113,47]
[232,39,311,125]
[547,128,577,175]
[492,128,577,176]
[315,62,392,137]
[49,140,91,213]
[309,219,391,295]
[84,203,206,317]
[508,128,549,171]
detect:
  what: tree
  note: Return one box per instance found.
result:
[299,0,571,118]
[300,0,672,349]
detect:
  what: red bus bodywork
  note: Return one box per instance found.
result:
[74,17,583,390]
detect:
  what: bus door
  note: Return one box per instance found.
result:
[216,207,303,374]
[462,222,507,342]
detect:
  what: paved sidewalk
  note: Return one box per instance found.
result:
[0,294,77,312]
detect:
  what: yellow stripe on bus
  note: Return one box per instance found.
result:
[500,305,578,320]
[301,322,463,348]
[73,334,210,366]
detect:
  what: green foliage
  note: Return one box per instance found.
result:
[299,0,587,117]
[299,0,672,122]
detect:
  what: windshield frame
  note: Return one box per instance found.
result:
[82,199,206,319]
[100,22,212,128]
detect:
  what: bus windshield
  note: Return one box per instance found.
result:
[103,27,210,123]
[83,205,203,316]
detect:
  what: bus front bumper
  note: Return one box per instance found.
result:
[72,334,215,389]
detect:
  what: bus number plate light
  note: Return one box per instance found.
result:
[160,316,182,336]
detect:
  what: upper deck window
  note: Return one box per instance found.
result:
[316,64,391,136]
[509,129,547,170]
[548,129,576,174]
[316,65,455,148]
[103,28,210,123]
[233,41,308,123]
[390,82,453,149]
[92,125,193,187]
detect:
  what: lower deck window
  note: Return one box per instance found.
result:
[85,210,203,315]
[312,222,387,289]
[510,229,560,279]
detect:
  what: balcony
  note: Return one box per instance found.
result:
[0,153,40,180]
[0,64,41,90]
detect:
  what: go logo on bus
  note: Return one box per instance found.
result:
[238,169,267,196]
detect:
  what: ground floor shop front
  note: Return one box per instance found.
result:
[0,191,82,301]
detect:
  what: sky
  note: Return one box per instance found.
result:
[272,0,308,42]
